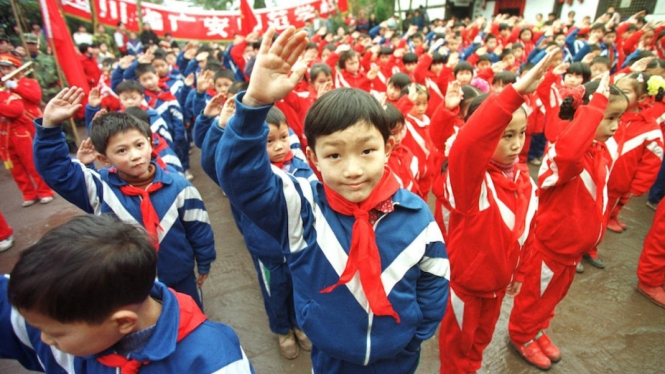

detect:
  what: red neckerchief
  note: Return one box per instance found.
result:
[143,86,175,108]
[487,162,530,242]
[119,182,164,250]
[206,88,217,98]
[151,133,171,169]
[270,150,294,170]
[97,290,207,374]
[158,76,170,86]
[320,167,401,322]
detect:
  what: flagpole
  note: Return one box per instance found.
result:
[9,0,31,61]
[47,0,82,145]
[88,0,99,32]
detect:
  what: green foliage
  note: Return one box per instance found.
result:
[189,0,233,10]
[254,0,266,9]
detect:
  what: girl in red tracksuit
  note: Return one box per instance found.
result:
[325,48,375,91]
[437,50,557,374]
[385,103,420,196]
[586,73,664,267]
[508,74,628,371]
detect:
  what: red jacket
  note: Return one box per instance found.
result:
[442,86,537,296]
[413,54,452,118]
[607,108,664,197]
[535,94,615,265]
[388,143,421,196]
[397,98,434,200]
[11,77,42,123]
[80,54,101,87]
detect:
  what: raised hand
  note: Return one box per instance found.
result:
[203,93,226,117]
[118,55,135,70]
[76,138,98,165]
[43,87,85,127]
[366,64,380,80]
[88,87,102,108]
[596,71,610,99]
[317,81,333,98]
[218,95,237,129]
[552,62,570,76]
[407,83,418,103]
[445,80,463,110]
[184,73,195,87]
[196,70,214,93]
[138,49,154,64]
[631,56,655,72]
[513,48,558,95]
[243,27,309,108]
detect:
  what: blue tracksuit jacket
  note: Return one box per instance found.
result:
[33,120,215,286]
[216,93,450,370]
[0,276,254,373]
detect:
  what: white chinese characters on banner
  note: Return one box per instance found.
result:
[294,4,317,23]
[143,8,165,31]
[62,0,90,12]
[168,13,197,32]
[204,17,231,38]
[266,10,290,31]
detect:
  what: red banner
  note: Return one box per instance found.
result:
[61,0,335,41]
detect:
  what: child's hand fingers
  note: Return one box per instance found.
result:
[258,27,277,56]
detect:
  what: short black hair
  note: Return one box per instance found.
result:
[590,56,611,69]
[123,106,150,124]
[566,62,591,82]
[378,46,393,56]
[228,81,248,95]
[511,42,524,50]
[135,63,157,79]
[477,54,492,63]
[116,80,143,95]
[78,43,90,54]
[204,60,223,72]
[454,61,474,75]
[310,63,332,81]
[338,50,358,70]
[384,103,405,131]
[305,88,389,151]
[90,112,152,155]
[152,48,167,62]
[402,52,418,64]
[388,72,411,90]
[590,23,605,32]
[431,52,445,64]
[498,23,510,31]
[493,71,517,85]
[305,42,318,51]
[8,214,157,324]
[214,69,234,82]
[266,106,287,127]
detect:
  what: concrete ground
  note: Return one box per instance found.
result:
[1,146,664,374]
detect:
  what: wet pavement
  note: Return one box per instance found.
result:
[1,145,664,374]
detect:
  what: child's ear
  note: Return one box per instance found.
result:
[110,310,139,335]
[306,146,320,171]
[384,137,395,159]
[96,154,112,167]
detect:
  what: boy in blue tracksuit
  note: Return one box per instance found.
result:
[33,88,215,308]
[216,27,450,373]
[198,95,316,359]
[0,214,253,374]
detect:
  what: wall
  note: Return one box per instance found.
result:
[560,0,601,23]
[396,0,447,20]
[473,0,496,19]
[523,0,555,22]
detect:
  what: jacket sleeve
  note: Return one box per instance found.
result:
[229,40,248,78]
[539,94,608,188]
[200,120,224,185]
[111,66,125,92]
[13,79,42,106]
[413,53,432,84]
[33,119,104,214]
[217,93,295,247]
[410,222,449,349]
[429,102,459,151]
[122,61,139,81]
[0,95,24,119]
[84,104,101,134]
[630,130,664,196]
[448,85,524,214]
[167,101,186,144]
[535,70,564,141]
[193,113,216,150]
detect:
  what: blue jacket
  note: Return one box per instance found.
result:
[0,276,254,373]
[200,120,316,262]
[33,120,215,284]
[216,93,450,367]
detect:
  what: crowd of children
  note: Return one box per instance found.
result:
[1,5,665,374]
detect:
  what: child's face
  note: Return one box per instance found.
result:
[215,77,233,96]
[590,28,605,41]
[520,30,532,42]
[152,59,169,78]
[312,72,333,92]
[555,35,566,47]
[267,122,291,164]
[590,63,609,79]
[412,37,424,48]
[138,72,160,92]
[345,56,360,75]
[563,73,584,88]
[379,54,390,64]
[492,109,526,165]
[616,78,644,109]
[307,121,393,203]
[99,129,153,179]
[513,48,524,59]
[243,45,256,60]
[603,33,617,46]
[411,93,428,116]
[321,49,331,61]
[129,32,137,40]
[492,81,506,93]
[119,91,144,108]
[431,62,443,75]
[20,309,124,357]
[642,30,655,46]
[390,122,406,145]
[305,47,318,61]
[595,98,627,142]
[477,60,491,70]
[646,66,665,78]
[386,83,401,101]
[404,62,417,74]
[486,38,498,50]
[456,70,473,85]
[502,54,515,67]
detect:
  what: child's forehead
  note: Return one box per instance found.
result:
[119,90,142,97]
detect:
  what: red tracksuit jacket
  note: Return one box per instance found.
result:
[442,86,537,296]
[535,94,616,264]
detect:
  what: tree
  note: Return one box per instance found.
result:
[254,0,266,9]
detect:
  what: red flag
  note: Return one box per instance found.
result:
[338,0,349,13]
[39,0,90,94]
[239,0,259,36]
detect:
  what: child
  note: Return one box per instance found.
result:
[492,71,517,93]
[385,103,420,196]
[327,47,377,90]
[1,214,253,373]
[509,74,628,370]
[398,83,434,200]
[590,56,611,80]
[34,88,215,308]
[637,195,665,307]
[386,72,412,104]
[199,100,315,359]
[454,61,474,85]
[584,73,664,268]
[216,27,449,374]
[437,50,555,374]
[0,210,13,251]
[135,63,190,179]
[126,32,143,56]
[564,61,591,88]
